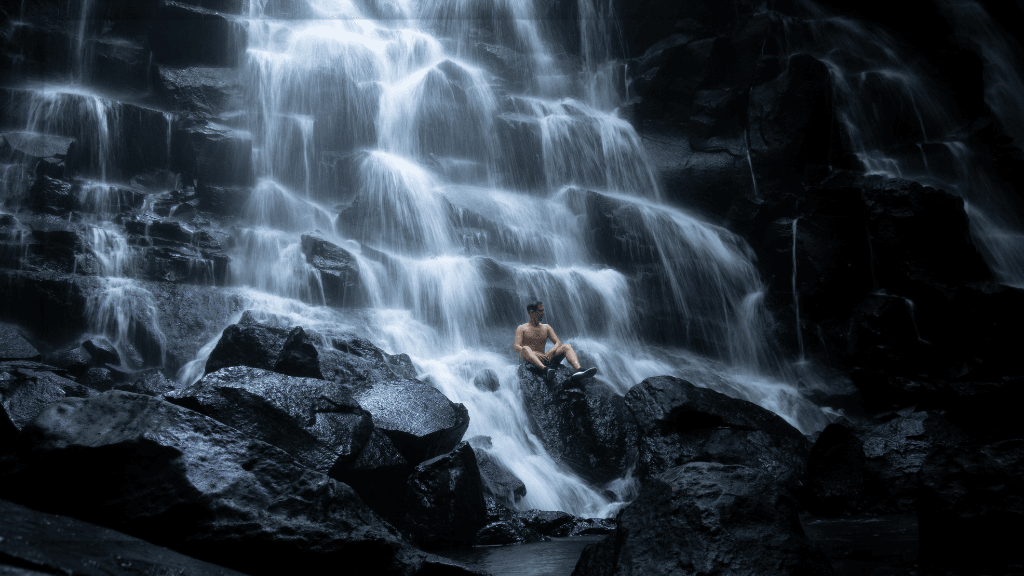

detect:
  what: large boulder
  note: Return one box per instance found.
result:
[517,363,637,486]
[856,408,968,513]
[803,423,867,515]
[354,379,470,465]
[203,314,290,374]
[0,498,249,576]
[331,428,414,526]
[917,439,1024,576]
[469,436,527,505]
[0,391,478,576]
[624,376,809,489]
[1,361,93,448]
[804,409,969,515]
[404,442,488,549]
[167,366,374,474]
[572,462,834,576]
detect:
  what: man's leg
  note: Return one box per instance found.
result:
[552,342,598,381]
[520,346,547,370]
[550,342,582,370]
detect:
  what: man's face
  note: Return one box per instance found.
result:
[531,306,545,323]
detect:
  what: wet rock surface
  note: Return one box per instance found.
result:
[624,376,809,490]
[404,442,488,549]
[0,498,249,576]
[167,365,374,474]
[572,462,834,576]
[354,379,470,465]
[518,363,637,486]
[0,391,478,576]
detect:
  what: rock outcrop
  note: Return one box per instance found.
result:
[0,391,478,576]
[572,462,834,576]
[624,376,809,490]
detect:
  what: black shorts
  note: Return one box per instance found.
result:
[526,353,565,373]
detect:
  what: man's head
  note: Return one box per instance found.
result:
[527,300,545,323]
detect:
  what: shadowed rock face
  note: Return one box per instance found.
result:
[404,442,488,549]
[917,439,1024,575]
[624,376,809,490]
[0,498,250,576]
[0,391,478,576]
[572,462,834,576]
[167,365,374,474]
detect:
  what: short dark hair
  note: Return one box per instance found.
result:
[527,300,543,313]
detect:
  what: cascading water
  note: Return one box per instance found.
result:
[781,0,1024,288]
[0,0,849,518]
[223,0,836,516]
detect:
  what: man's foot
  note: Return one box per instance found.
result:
[571,367,598,381]
[546,368,556,381]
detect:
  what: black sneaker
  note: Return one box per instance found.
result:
[571,367,598,381]
[546,368,557,381]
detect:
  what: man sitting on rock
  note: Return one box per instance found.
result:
[514,300,598,381]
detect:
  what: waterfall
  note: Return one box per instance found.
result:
[0,0,846,518]
[225,0,834,516]
[784,0,1024,287]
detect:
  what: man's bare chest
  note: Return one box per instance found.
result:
[522,325,548,345]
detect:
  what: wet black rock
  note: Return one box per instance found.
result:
[272,325,324,379]
[158,66,243,119]
[917,439,1024,576]
[149,2,243,67]
[83,337,121,366]
[405,441,488,549]
[803,423,867,516]
[475,497,546,546]
[29,176,80,215]
[572,462,834,576]
[173,121,254,188]
[168,365,373,474]
[354,379,470,465]
[518,363,637,486]
[549,517,616,537]
[520,509,576,536]
[855,408,968,514]
[113,369,180,397]
[203,316,290,374]
[748,54,837,187]
[473,443,527,505]
[472,368,500,392]
[331,428,414,526]
[0,271,93,341]
[0,498,249,576]
[300,233,364,308]
[1,361,94,448]
[0,324,39,360]
[624,376,809,490]
[0,391,478,576]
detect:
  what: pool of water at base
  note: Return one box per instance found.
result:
[435,536,606,576]
[434,515,919,576]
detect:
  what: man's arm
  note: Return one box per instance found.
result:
[547,325,561,347]
[513,325,525,353]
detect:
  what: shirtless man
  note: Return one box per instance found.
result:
[513,300,598,381]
